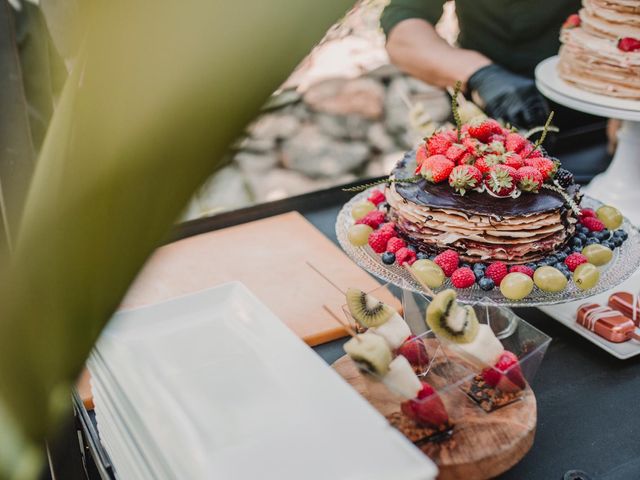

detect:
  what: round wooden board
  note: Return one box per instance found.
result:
[333,355,536,480]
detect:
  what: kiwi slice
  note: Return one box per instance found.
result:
[346,288,395,328]
[426,289,479,344]
[343,332,392,376]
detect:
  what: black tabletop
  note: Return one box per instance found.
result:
[57,140,640,480]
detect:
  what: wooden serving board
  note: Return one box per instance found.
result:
[333,355,536,480]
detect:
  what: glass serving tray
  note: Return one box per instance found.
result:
[336,188,640,307]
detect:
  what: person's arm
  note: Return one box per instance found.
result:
[385,18,491,89]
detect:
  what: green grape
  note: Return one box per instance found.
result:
[596,205,623,230]
[348,224,373,246]
[411,259,445,288]
[581,244,613,266]
[351,201,376,220]
[533,266,568,293]
[573,263,600,291]
[500,272,534,300]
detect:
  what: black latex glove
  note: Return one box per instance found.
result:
[467,64,549,129]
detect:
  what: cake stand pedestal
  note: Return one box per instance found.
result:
[535,56,640,225]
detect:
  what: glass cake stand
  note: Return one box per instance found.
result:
[335,187,640,308]
[535,56,640,225]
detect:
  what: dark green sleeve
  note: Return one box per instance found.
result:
[380,0,447,37]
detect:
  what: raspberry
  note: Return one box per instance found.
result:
[367,189,386,206]
[379,222,396,233]
[565,253,588,272]
[396,247,417,266]
[578,209,596,223]
[485,262,508,285]
[434,250,459,277]
[451,267,476,288]
[386,237,407,254]
[581,216,605,232]
[509,265,534,277]
[368,229,391,253]
[355,210,386,229]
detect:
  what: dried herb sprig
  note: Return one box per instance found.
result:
[525,111,555,158]
[541,181,581,216]
[342,176,422,192]
[451,80,463,142]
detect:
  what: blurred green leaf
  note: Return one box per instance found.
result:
[0,1,351,477]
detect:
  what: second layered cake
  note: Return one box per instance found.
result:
[386,152,581,264]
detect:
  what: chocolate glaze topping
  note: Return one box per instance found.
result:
[392,151,579,217]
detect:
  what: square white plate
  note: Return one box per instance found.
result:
[91,281,438,480]
[540,272,640,359]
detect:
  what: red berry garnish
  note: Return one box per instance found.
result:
[510,265,535,278]
[451,267,476,288]
[426,132,453,156]
[355,210,386,229]
[400,381,449,428]
[505,132,527,153]
[367,189,386,206]
[565,252,588,272]
[482,351,525,392]
[562,13,581,29]
[421,156,455,184]
[397,335,429,370]
[386,237,407,254]
[618,37,640,52]
[578,208,596,222]
[517,166,544,192]
[434,249,460,277]
[581,216,605,232]
[368,229,391,253]
[396,247,417,266]
[485,262,508,285]
[467,118,503,143]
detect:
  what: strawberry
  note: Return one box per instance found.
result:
[400,382,449,428]
[475,154,504,175]
[505,132,527,153]
[565,252,588,272]
[397,335,429,370]
[481,140,506,155]
[517,166,544,192]
[445,143,467,163]
[468,118,503,143]
[356,210,386,229]
[618,37,640,52]
[449,165,482,195]
[367,189,386,206]
[434,249,459,277]
[578,208,596,223]
[485,261,508,285]
[421,156,455,184]
[386,237,406,253]
[368,230,389,253]
[415,143,429,169]
[462,137,481,156]
[396,247,417,266]
[416,154,447,175]
[485,165,518,197]
[458,152,476,165]
[581,216,605,232]
[509,265,534,278]
[488,133,506,144]
[520,143,543,158]
[524,157,556,181]
[482,351,526,393]
[427,132,453,156]
[504,153,523,169]
[562,13,581,29]
[451,267,476,288]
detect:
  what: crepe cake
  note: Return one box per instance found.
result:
[558,0,640,99]
[386,152,581,264]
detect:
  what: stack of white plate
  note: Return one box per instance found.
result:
[88,281,437,480]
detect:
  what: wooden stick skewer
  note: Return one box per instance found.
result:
[322,304,360,340]
[403,264,436,298]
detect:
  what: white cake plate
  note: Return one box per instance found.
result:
[536,56,640,358]
[535,56,640,225]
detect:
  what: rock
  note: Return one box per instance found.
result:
[237,136,277,153]
[366,64,402,81]
[315,112,370,140]
[381,151,406,172]
[411,94,452,123]
[182,165,251,220]
[367,122,397,152]
[385,77,412,135]
[249,113,301,140]
[303,77,384,120]
[234,151,279,174]
[281,125,370,178]
[247,169,358,203]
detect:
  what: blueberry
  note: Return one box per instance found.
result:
[407,245,418,253]
[526,262,537,270]
[579,226,589,235]
[475,263,487,271]
[416,252,430,260]
[597,229,611,241]
[601,241,613,250]
[554,262,566,270]
[577,233,587,242]
[534,262,545,270]
[572,245,583,253]
[614,229,628,241]
[555,252,567,262]
[473,267,485,279]
[461,263,472,269]
[585,237,599,246]
[612,237,623,248]
[571,237,583,248]
[478,277,495,291]
[382,252,396,265]
[547,255,558,264]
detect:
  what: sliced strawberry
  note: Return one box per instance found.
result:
[397,335,430,370]
[400,381,449,428]
[481,351,525,393]
[618,37,640,52]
